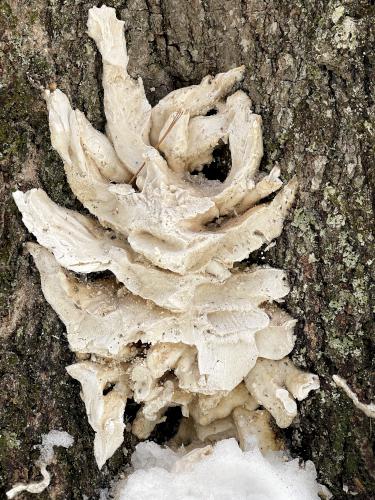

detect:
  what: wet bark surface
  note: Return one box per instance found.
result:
[0,1,374,498]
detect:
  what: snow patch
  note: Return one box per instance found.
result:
[6,430,74,499]
[113,439,324,500]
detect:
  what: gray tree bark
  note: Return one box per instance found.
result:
[1,1,374,498]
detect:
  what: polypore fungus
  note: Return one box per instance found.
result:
[245,358,320,428]
[66,361,130,468]
[333,374,375,418]
[13,4,319,469]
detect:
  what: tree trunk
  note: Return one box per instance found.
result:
[1,1,374,498]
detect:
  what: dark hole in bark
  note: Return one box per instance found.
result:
[124,398,142,424]
[103,382,115,396]
[133,340,151,357]
[191,142,231,182]
[75,270,115,282]
[149,406,183,444]
[240,246,269,266]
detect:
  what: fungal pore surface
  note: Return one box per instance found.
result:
[13,5,320,473]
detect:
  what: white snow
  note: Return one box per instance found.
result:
[38,429,74,463]
[114,438,322,500]
[6,430,74,499]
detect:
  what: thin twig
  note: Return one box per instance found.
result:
[129,109,184,185]
[158,109,184,147]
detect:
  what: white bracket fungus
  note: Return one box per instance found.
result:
[66,361,130,468]
[245,358,320,428]
[13,4,319,470]
[333,374,375,418]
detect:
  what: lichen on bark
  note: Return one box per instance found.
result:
[1,0,374,499]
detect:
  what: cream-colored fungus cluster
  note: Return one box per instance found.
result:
[13,5,319,470]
